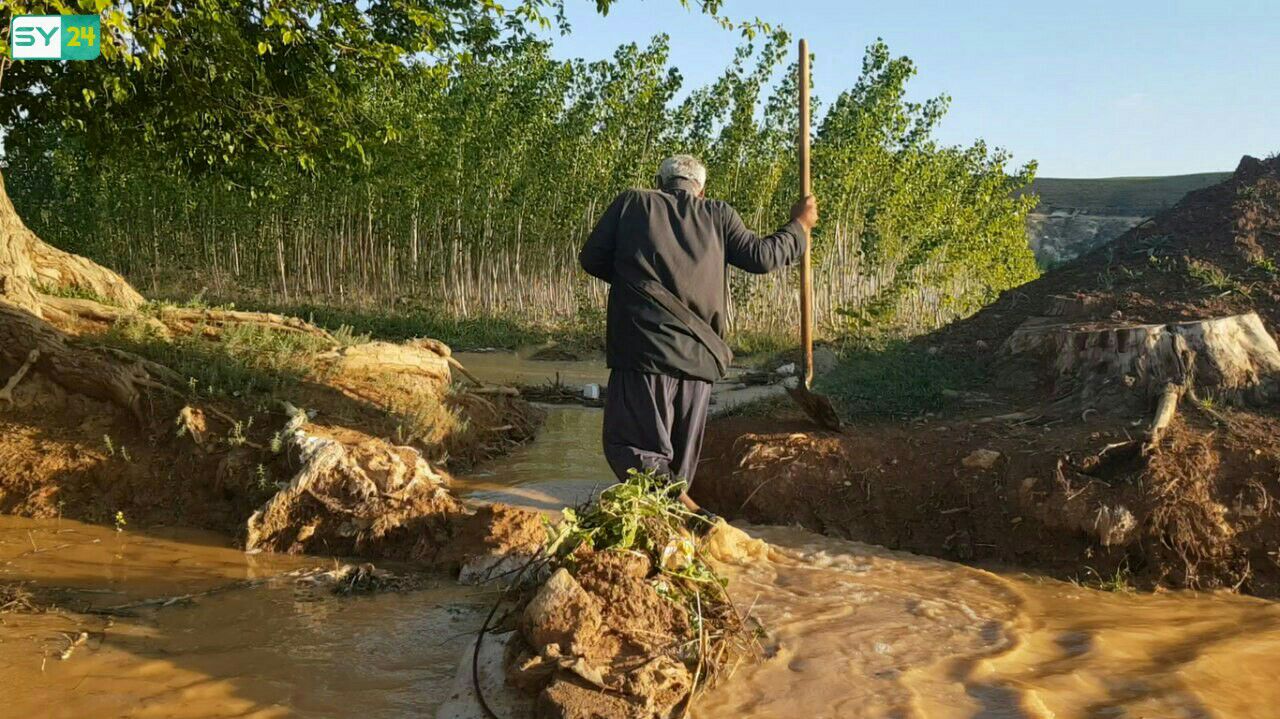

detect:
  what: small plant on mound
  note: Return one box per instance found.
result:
[1187,258,1250,297]
[100,315,332,401]
[518,469,758,714]
[548,470,726,597]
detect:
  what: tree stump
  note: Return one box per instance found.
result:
[1002,312,1280,408]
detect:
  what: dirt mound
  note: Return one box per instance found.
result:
[698,157,1280,598]
[512,550,695,719]
[697,406,1280,596]
[489,473,761,719]
[0,296,541,565]
[935,155,1280,357]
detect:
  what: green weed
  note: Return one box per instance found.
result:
[1077,563,1136,593]
[544,470,735,628]
[100,316,330,401]
[1187,259,1249,296]
[34,282,114,305]
[1251,257,1279,275]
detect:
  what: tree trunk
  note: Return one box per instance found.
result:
[0,171,144,318]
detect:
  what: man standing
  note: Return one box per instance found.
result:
[579,154,818,516]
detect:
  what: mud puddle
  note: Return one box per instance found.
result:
[5,353,1280,718]
[0,517,488,718]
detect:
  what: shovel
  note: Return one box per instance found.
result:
[785,38,843,432]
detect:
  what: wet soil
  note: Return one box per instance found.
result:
[696,403,1280,597]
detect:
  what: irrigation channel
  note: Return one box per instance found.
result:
[3,353,1280,718]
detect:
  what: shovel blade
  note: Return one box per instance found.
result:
[786,383,842,432]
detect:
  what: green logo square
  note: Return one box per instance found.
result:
[61,14,101,60]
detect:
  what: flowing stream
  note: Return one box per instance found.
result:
[4,353,1280,718]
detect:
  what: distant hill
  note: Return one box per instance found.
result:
[1027,172,1233,214]
[1022,171,1232,265]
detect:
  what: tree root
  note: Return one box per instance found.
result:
[244,412,462,556]
[1,300,152,422]
[40,294,338,344]
[1146,383,1184,449]
[0,348,38,404]
[154,306,337,342]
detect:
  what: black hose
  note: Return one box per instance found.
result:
[470,550,548,719]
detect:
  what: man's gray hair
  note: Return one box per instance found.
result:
[657,155,707,190]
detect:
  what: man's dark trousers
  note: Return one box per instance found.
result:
[602,369,712,487]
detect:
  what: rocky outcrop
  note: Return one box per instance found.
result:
[1026,211,1148,265]
[1023,172,1231,265]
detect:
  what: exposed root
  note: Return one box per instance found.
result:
[244,420,464,559]
[58,631,89,661]
[1145,425,1244,589]
[0,348,37,404]
[1145,382,1185,449]
[0,300,152,422]
[39,295,338,344]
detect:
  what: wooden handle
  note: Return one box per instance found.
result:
[798,38,813,387]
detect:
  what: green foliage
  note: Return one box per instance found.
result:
[550,470,701,555]
[1,0,726,184]
[545,469,727,611]
[817,340,983,417]
[1077,562,1136,593]
[541,468,752,687]
[9,31,1037,341]
[1187,258,1249,297]
[33,281,113,305]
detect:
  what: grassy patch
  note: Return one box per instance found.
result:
[1187,258,1250,296]
[1076,563,1137,593]
[98,316,331,401]
[730,330,795,357]
[223,302,564,351]
[817,340,983,418]
[34,282,114,305]
[372,375,463,447]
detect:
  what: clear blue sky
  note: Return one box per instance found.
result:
[546,0,1278,178]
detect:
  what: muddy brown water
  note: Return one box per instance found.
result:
[4,353,1279,718]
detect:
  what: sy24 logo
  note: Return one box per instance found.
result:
[9,14,101,61]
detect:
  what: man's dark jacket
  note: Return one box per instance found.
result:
[579,178,807,382]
